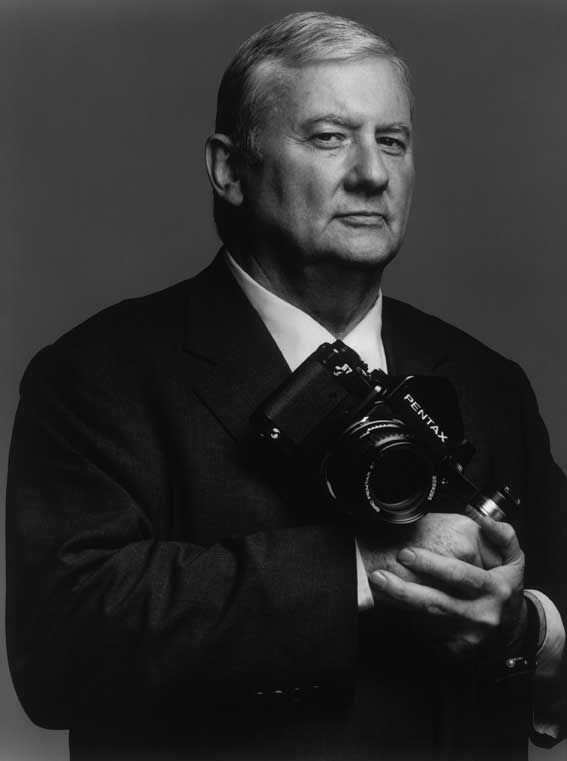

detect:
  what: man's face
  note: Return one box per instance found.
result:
[239,56,414,271]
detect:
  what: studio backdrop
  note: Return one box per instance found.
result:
[3,0,566,759]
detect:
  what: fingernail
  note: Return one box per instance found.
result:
[398,548,416,565]
[371,571,388,586]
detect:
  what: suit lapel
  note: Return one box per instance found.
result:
[182,253,291,442]
[381,296,449,377]
[182,262,454,442]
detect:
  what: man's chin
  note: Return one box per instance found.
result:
[320,227,401,267]
[319,245,400,270]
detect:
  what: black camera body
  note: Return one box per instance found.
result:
[254,341,518,525]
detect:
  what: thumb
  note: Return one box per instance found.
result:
[479,517,523,564]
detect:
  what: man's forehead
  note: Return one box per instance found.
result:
[256,57,411,128]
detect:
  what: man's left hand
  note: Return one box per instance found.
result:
[369,517,526,663]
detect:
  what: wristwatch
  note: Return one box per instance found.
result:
[497,591,544,681]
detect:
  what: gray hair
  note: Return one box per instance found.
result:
[212,11,412,246]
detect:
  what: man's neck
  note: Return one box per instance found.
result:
[231,249,383,339]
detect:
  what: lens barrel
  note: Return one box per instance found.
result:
[323,417,437,524]
[464,487,518,525]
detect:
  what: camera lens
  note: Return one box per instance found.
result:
[323,418,437,524]
[366,441,435,521]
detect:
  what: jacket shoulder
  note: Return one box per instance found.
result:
[383,295,519,375]
[20,268,210,391]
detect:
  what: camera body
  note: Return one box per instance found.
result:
[254,341,517,525]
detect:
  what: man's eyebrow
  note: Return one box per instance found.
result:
[377,123,412,139]
[301,115,411,137]
[301,113,357,129]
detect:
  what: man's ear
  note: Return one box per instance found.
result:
[205,134,244,207]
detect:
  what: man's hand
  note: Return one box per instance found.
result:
[358,512,503,585]
[367,517,526,663]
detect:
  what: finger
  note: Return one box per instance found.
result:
[369,570,463,619]
[478,542,503,571]
[397,548,489,598]
[479,517,523,564]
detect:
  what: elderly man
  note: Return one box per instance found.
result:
[7,11,566,761]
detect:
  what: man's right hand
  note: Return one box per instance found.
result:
[358,512,503,585]
[366,518,527,664]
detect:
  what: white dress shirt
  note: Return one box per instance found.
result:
[225,250,564,741]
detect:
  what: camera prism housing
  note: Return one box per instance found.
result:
[254,341,518,525]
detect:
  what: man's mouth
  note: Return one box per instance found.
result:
[336,212,387,227]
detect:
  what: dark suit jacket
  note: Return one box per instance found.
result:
[7,254,567,760]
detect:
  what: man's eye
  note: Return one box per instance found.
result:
[312,133,345,148]
[378,137,407,155]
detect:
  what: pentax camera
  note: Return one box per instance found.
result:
[254,341,518,526]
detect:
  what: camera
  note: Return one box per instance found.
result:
[253,341,518,526]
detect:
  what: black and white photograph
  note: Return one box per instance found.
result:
[3,1,566,759]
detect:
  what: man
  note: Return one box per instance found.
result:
[6,11,566,761]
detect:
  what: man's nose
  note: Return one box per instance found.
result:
[345,140,389,193]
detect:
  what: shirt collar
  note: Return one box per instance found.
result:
[225,251,387,373]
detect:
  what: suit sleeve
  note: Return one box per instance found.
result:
[6,345,357,729]
[514,363,567,744]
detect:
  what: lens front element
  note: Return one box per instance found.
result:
[365,439,436,523]
[324,418,437,524]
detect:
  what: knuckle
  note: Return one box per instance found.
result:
[468,573,486,594]
[452,567,466,585]
[494,578,513,601]
[476,605,501,631]
[457,545,477,565]
[425,601,445,617]
[454,568,473,589]
[480,611,500,631]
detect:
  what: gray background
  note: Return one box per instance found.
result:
[3,0,566,758]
